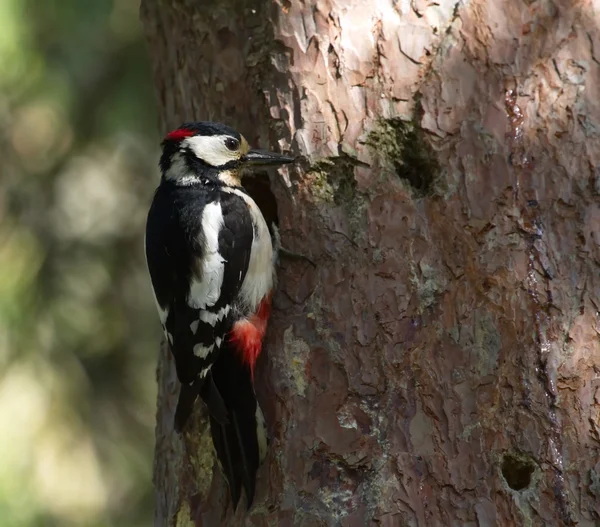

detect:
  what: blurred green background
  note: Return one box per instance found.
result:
[0,0,160,525]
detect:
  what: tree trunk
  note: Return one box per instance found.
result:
[141,0,600,525]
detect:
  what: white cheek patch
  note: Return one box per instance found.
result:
[164,152,209,185]
[165,153,193,183]
[183,135,239,167]
[188,202,225,309]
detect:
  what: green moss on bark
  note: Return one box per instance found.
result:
[306,153,367,243]
[366,118,441,197]
[307,154,359,205]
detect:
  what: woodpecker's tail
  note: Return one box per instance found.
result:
[174,373,229,433]
[174,381,198,433]
[202,343,267,510]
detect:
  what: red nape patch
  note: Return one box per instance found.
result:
[164,128,195,141]
[229,294,272,379]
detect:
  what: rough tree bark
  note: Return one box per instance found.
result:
[141,0,600,525]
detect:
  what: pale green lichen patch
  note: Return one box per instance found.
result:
[283,326,310,396]
[472,309,501,376]
[366,118,442,197]
[589,467,600,497]
[409,259,447,312]
[307,159,336,203]
[190,425,215,497]
[449,308,502,377]
[175,501,195,527]
[306,153,360,205]
[306,153,369,243]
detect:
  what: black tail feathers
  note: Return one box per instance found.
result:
[204,345,267,510]
[174,374,230,433]
[174,380,198,433]
[172,347,267,510]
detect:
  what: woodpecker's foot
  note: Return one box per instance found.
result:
[278,246,316,266]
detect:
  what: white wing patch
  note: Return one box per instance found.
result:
[193,343,214,358]
[225,187,274,312]
[188,202,225,309]
[182,135,239,167]
[154,302,168,325]
[199,304,231,326]
[165,152,198,185]
[189,306,231,337]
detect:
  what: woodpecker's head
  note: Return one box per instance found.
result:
[160,121,294,186]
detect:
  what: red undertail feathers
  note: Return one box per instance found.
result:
[229,294,272,378]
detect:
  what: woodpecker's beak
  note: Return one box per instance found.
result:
[244,149,295,167]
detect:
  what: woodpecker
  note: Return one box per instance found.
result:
[145,121,293,509]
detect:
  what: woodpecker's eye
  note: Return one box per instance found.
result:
[224,137,239,151]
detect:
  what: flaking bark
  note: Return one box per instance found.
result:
[142,0,600,525]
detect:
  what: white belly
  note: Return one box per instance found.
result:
[230,188,274,312]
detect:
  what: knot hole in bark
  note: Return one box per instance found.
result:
[242,174,279,230]
[501,452,536,491]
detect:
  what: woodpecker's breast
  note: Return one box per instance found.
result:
[227,187,274,312]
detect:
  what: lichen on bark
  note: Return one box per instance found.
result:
[305,155,360,205]
[366,118,442,197]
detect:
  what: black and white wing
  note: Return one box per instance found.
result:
[145,186,253,414]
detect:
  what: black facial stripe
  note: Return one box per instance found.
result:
[219,159,242,170]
